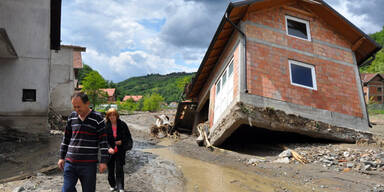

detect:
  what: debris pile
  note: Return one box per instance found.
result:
[150,114,179,139]
[295,145,384,172]
[246,143,384,172]
[48,107,66,131]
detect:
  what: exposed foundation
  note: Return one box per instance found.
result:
[209,102,373,146]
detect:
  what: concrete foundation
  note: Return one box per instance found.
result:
[209,102,373,146]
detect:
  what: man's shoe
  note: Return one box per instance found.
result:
[109,187,116,191]
[119,190,124,192]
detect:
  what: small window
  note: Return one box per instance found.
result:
[228,60,234,76]
[289,60,317,90]
[22,89,36,102]
[216,80,221,95]
[222,71,227,85]
[378,87,382,92]
[378,96,382,101]
[285,15,311,41]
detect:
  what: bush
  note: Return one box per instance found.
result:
[142,93,164,112]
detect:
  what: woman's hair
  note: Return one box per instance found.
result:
[105,108,119,122]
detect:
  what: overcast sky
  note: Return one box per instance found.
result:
[61,0,384,83]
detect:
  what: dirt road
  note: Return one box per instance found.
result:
[1,111,384,192]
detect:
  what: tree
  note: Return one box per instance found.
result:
[142,93,164,112]
[81,71,107,107]
[77,64,94,84]
[360,26,384,73]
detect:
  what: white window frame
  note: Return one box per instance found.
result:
[289,60,317,90]
[285,15,311,41]
[215,57,234,96]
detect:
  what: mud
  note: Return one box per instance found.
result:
[1,110,384,192]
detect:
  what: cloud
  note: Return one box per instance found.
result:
[84,48,196,82]
[61,0,384,83]
[324,0,383,34]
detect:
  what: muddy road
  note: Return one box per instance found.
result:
[1,110,384,192]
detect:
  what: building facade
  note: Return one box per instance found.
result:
[50,45,86,116]
[0,0,61,135]
[182,0,381,145]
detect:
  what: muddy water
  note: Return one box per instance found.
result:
[143,139,311,192]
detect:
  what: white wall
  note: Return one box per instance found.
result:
[50,47,75,116]
[0,0,51,134]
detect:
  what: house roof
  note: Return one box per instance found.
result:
[361,73,384,83]
[123,95,143,102]
[100,88,116,97]
[185,0,382,99]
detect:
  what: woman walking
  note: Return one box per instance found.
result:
[105,108,133,192]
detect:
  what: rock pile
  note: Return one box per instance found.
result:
[278,144,384,172]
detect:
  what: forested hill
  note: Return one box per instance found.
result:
[360,26,384,72]
[115,72,195,103]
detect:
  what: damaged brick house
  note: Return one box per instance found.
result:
[361,73,384,104]
[179,0,382,145]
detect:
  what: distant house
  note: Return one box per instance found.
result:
[0,0,62,135]
[100,88,116,103]
[178,0,381,145]
[361,73,384,104]
[123,95,143,102]
[169,102,178,108]
[50,45,86,116]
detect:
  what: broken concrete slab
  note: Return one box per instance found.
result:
[209,102,373,146]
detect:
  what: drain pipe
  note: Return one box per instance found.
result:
[225,12,248,93]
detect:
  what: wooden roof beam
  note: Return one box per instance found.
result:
[352,37,365,52]
[282,5,314,17]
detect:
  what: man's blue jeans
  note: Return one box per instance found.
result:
[62,162,97,192]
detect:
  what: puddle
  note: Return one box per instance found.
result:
[143,139,312,192]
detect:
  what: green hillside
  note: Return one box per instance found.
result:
[116,72,195,103]
[360,26,384,73]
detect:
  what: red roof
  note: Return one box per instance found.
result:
[361,73,384,83]
[100,88,116,97]
[123,95,143,102]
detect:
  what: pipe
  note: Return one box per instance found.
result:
[225,12,248,93]
[359,54,376,68]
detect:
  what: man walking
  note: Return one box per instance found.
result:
[58,92,110,192]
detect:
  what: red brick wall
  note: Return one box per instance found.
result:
[244,3,363,118]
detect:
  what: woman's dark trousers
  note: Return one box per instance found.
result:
[107,153,125,190]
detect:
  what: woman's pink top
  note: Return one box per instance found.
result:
[112,124,118,153]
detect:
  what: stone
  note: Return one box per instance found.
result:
[347,163,354,168]
[12,187,24,192]
[278,149,292,158]
[273,157,290,164]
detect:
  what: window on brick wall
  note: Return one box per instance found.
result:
[378,87,382,92]
[285,15,311,41]
[378,96,382,101]
[289,60,317,90]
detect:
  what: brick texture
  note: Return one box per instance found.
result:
[244,2,363,118]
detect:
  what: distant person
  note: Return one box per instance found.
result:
[58,92,109,192]
[105,108,133,192]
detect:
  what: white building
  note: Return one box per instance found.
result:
[0,0,62,136]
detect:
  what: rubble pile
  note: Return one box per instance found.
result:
[294,145,384,172]
[260,144,384,172]
[48,107,66,131]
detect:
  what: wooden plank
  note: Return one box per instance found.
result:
[282,5,313,17]
[352,37,365,52]
[0,165,58,184]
